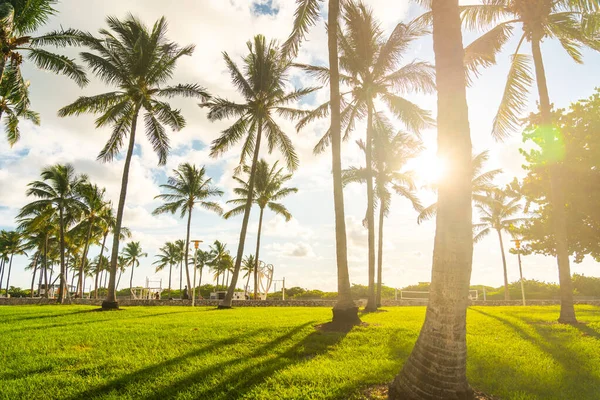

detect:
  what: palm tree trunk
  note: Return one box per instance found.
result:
[77,219,94,297]
[246,270,252,296]
[390,1,474,397]
[103,106,141,310]
[365,102,377,312]
[130,261,135,299]
[58,206,66,304]
[183,207,193,291]
[497,229,510,300]
[117,269,123,291]
[43,234,49,298]
[0,258,5,295]
[5,254,13,295]
[376,200,385,307]
[531,37,577,324]
[179,260,183,296]
[168,262,173,299]
[95,232,108,300]
[328,0,360,326]
[253,207,265,300]
[30,253,40,298]
[221,121,263,308]
[198,266,203,291]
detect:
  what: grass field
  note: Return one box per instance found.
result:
[0,305,599,400]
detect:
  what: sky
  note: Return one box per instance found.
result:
[1,0,599,293]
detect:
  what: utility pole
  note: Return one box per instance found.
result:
[191,240,203,307]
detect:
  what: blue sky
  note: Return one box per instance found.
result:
[1,0,599,293]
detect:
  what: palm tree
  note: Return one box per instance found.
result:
[473,189,526,300]
[0,64,40,145]
[241,254,256,296]
[200,34,315,308]
[21,164,87,303]
[75,184,107,297]
[295,1,434,312]
[459,0,600,324]
[115,255,127,291]
[208,240,229,289]
[174,239,185,296]
[390,0,475,397]
[224,159,297,300]
[121,241,147,299]
[193,249,211,295]
[153,163,223,291]
[59,16,209,310]
[343,114,423,309]
[153,241,178,299]
[417,150,502,223]
[0,230,25,295]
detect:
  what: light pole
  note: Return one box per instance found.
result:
[191,239,203,307]
[512,239,526,306]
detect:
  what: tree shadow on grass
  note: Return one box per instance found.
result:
[0,308,100,323]
[69,322,349,400]
[470,308,600,399]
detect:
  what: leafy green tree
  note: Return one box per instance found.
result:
[200,34,314,308]
[296,1,433,312]
[343,115,423,308]
[21,164,87,303]
[121,241,147,299]
[473,189,526,300]
[390,1,475,397]
[153,163,223,291]
[417,150,502,223]
[461,0,600,324]
[284,0,360,326]
[224,159,297,299]
[153,242,178,299]
[59,15,209,310]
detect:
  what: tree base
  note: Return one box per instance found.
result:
[558,316,578,325]
[101,301,120,311]
[331,306,361,328]
[389,379,475,400]
[217,305,233,310]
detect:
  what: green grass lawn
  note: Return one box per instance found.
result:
[0,305,598,400]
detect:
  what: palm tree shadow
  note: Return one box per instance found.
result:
[1,308,99,323]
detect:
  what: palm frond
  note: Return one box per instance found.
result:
[281,0,322,59]
[26,48,88,87]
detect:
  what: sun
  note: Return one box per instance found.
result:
[408,151,447,186]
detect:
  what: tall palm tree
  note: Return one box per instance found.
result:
[115,255,127,291]
[417,150,502,223]
[174,239,185,295]
[153,241,178,299]
[295,1,434,312]
[390,0,475,397]
[200,34,315,308]
[121,241,147,299]
[208,240,229,289]
[223,159,297,300]
[21,164,87,303]
[459,0,600,324]
[473,189,526,300]
[0,230,25,295]
[241,254,256,295]
[0,64,40,145]
[75,184,107,297]
[153,163,223,291]
[59,15,209,310]
[191,248,211,296]
[343,115,423,308]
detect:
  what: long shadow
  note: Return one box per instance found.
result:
[470,308,600,398]
[0,308,99,323]
[68,321,348,400]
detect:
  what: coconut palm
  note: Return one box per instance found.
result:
[473,189,526,300]
[59,15,209,310]
[21,164,87,303]
[74,184,107,297]
[390,1,475,397]
[200,34,316,308]
[0,64,39,145]
[208,240,229,289]
[241,254,256,296]
[121,241,147,299]
[153,241,178,299]
[190,249,211,296]
[153,163,223,292]
[174,239,185,296]
[0,230,25,295]
[223,159,297,299]
[296,1,434,313]
[458,0,600,324]
[115,255,127,291]
[343,114,423,309]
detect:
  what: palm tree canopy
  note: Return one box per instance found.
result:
[200,34,318,171]
[295,1,436,154]
[224,159,298,220]
[121,241,147,269]
[241,254,256,278]
[0,64,40,146]
[473,188,527,242]
[58,15,210,165]
[153,241,178,273]
[454,0,600,139]
[153,163,224,218]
